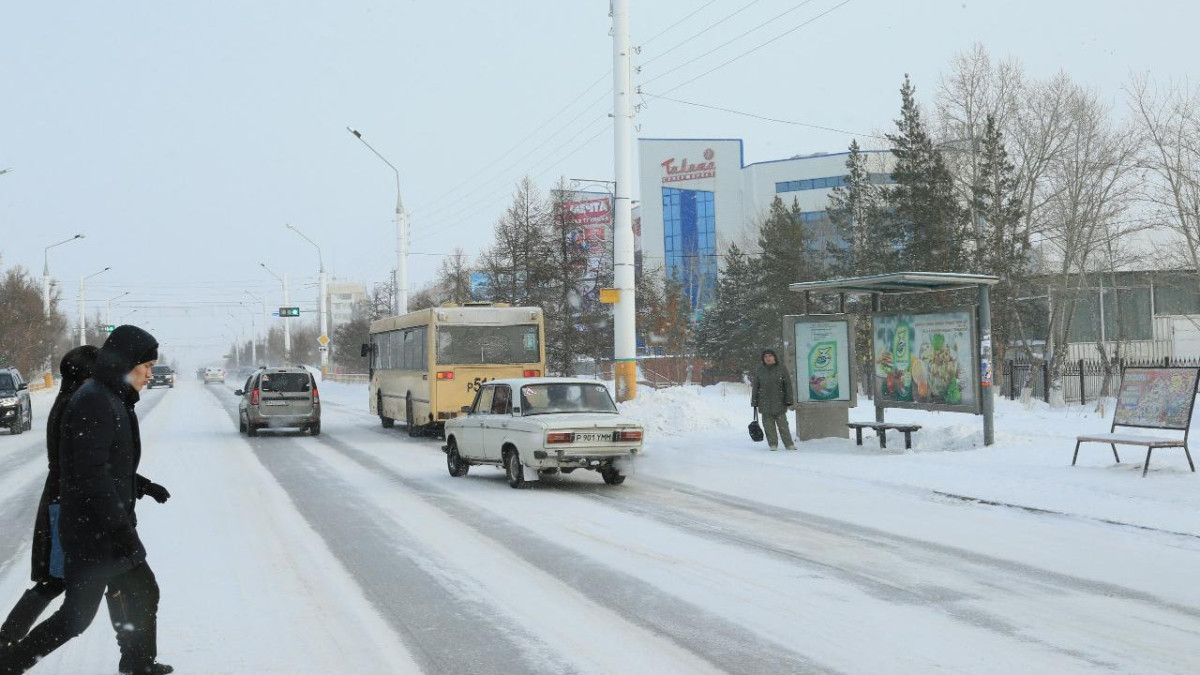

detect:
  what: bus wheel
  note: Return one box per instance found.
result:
[379,394,394,429]
[446,440,469,477]
[406,397,421,438]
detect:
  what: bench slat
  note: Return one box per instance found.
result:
[848,422,922,431]
[1076,433,1185,447]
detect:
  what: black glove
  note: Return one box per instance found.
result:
[143,482,171,504]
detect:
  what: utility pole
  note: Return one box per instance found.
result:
[78,267,110,346]
[611,0,637,402]
[286,223,329,373]
[348,127,408,315]
[246,291,268,365]
[261,264,292,362]
[44,235,84,314]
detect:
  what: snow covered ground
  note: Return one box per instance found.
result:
[0,379,1197,673]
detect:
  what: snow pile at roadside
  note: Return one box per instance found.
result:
[617,382,751,437]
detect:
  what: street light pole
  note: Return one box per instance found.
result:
[44,234,84,314]
[238,303,258,367]
[78,267,110,346]
[105,292,130,327]
[260,264,291,361]
[245,291,268,365]
[611,0,638,402]
[347,126,407,315]
[286,223,328,374]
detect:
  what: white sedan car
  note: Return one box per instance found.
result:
[443,378,644,488]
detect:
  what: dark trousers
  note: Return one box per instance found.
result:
[2,563,158,674]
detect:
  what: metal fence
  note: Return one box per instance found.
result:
[1000,357,1200,404]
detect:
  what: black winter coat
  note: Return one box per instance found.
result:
[58,329,157,580]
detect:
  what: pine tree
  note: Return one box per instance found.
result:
[480,176,553,305]
[973,114,1028,368]
[826,139,894,277]
[695,244,760,373]
[751,196,819,330]
[435,248,473,305]
[886,74,969,272]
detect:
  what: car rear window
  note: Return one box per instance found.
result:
[260,372,311,393]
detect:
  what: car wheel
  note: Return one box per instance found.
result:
[504,448,526,489]
[247,423,259,437]
[26,412,33,432]
[406,397,420,438]
[12,418,22,435]
[446,439,469,477]
[379,394,394,429]
[239,414,247,433]
[310,422,321,436]
[600,465,626,486]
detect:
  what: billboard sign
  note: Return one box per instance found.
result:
[1114,367,1200,430]
[793,316,855,405]
[559,191,613,311]
[872,308,980,413]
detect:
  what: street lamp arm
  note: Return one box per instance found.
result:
[285,224,324,271]
[347,127,403,210]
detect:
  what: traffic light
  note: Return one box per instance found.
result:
[104,325,116,333]
[279,307,300,318]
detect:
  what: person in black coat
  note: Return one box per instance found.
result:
[0,327,173,675]
[0,347,170,656]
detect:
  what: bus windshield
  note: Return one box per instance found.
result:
[436,324,539,365]
[520,383,617,416]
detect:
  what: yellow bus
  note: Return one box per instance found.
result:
[366,304,546,435]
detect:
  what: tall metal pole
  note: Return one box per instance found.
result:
[286,224,329,373]
[611,0,637,402]
[78,267,109,346]
[283,273,291,361]
[977,202,994,445]
[240,304,258,367]
[347,127,407,316]
[247,292,268,365]
[43,235,84,315]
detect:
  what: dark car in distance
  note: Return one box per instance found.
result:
[147,364,175,389]
[0,368,33,435]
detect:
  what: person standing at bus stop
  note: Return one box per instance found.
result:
[752,349,796,451]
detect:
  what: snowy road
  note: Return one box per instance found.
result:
[1,380,1199,674]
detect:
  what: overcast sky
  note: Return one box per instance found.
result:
[1,0,1195,364]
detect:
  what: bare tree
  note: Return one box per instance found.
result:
[1040,85,1143,406]
[1128,75,1200,273]
[436,247,473,305]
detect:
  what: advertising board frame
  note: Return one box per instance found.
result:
[787,314,857,408]
[870,306,981,415]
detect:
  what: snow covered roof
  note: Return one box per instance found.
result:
[788,272,999,296]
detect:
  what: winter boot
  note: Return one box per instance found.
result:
[768,445,778,451]
[119,662,174,675]
[0,589,55,646]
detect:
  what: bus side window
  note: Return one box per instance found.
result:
[492,385,512,415]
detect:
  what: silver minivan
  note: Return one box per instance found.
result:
[235,367,321,436]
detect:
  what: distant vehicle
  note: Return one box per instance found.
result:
[0,368,32,435]
[204,367,226,384]
[147,364,175,389]
[364,304,545,437]
[443,378,643,488]
[234,367,321,436]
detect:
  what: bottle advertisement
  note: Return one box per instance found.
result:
[872,309,979,413]
[794,319,852,403]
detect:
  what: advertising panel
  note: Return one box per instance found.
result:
[872,309,979,413]
[794,317,854,404]
[1114,368,1200,430]
[559,192,612,310]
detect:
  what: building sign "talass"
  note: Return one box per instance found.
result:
[661,148,716,183]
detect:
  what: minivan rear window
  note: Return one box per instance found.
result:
[260,373,311,393]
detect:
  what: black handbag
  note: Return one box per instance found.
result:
[748,409,765,442]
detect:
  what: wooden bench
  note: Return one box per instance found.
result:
[848,422,922,450]
[1072,367,1200,477]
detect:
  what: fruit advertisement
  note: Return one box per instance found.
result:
[794,317,853,404]
[872,309,979,413]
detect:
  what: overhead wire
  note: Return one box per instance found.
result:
[639,0,769,67]
[639,0,723,46]
[639,92,888,140]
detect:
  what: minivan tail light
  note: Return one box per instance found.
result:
[250,389,260,407]
[523,370,541,377]
[546,432,573,444]
[312,387,320,405]
[619,430,643,442]
[436,371,455,380]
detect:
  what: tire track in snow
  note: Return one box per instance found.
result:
[303,434,834,675]
[205,386,578,675]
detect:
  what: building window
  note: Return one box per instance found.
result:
[662,187,717,313]
[775,173,893,193]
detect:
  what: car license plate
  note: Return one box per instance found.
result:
[264,401,288,406]
[574,433,609,443]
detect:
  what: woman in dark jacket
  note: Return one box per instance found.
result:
[0,346,98,644]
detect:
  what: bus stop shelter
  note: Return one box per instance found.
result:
[788,272,1000,446]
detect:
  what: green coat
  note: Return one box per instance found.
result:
[752,363,794,416]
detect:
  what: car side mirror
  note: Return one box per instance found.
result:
[360,343,371,358]
[460,405,472,414]
[17,383,28,391]
[234,390,244,396]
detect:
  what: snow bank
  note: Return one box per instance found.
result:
[617,382,751,437]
